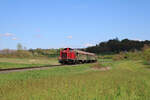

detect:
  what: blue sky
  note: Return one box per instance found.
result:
[0,0,150,49]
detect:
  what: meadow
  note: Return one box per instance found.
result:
[0,58,59,69]
[0,58,150,100]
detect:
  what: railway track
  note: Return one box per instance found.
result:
[0,64,65,73]
[0,62,96,73]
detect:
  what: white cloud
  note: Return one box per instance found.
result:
[66,36,72,39]
[84,43,94,47]
[0,33,18,40]
[12,37,18,40]
[4,33,14,37]
[134,39,143,41]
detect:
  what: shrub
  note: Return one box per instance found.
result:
[143,48,150,64]
[113,50,144,61]
[113,52,126,61]
[124,51,143,60]
[15,50,33,58]
[0,50,33,58]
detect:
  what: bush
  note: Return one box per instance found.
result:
[112,51,144,61]
[0,49,60,58]
[0,50,33,58]
[15,50,33,58]
[124,51,143,60]
[113,52,126,61]
[143,48,150,64]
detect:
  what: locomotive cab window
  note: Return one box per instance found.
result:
[64,48,73,50]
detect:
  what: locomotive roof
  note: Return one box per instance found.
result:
[63,48,96,56]
[74,50,96,56]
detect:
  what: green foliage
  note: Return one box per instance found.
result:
[28,48,59,58]
[98,55,114,59]
[112,52,126,61]
[86,38,150,54]
[16,50,33,57]
[17,43,23,50]
[143,48,150,64]
[112,45,150,64]
[112,51,144,61]
[0,49,60,58]
[0,50,33,58]
[124,51,143,60]
[0,43,60,58]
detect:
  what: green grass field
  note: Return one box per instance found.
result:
[0,58,59,69]
[0,59,150,100]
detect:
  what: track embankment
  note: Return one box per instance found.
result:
[0,65,64,73]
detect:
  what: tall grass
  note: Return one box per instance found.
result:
[112,45,150,65]
[143,48,150,64]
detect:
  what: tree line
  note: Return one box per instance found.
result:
[85,38,150,54]
[1,38,150,58]
[0,44,60,58]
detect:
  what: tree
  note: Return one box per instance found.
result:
[17,43,23,50]
[85,38,150,54]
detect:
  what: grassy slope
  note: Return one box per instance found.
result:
[0,58,59,69]
[0,60,150,100]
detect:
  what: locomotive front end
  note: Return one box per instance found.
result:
[59,48,76,64]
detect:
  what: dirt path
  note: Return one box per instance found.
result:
[91,66,111,71]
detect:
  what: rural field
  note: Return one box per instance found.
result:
[0,58,59,69]
[1,0,150,100]
[0,58,150,100]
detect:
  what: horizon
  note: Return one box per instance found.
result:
[0,0,150,49]
[0,38,149,50]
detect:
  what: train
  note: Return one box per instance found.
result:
[59,48,97,64]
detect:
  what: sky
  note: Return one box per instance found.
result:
[0,0,150,49]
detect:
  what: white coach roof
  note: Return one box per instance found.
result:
[74,50,96,56]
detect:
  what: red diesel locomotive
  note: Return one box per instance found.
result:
[59,48,97,64]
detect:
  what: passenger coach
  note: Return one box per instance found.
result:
[59,48,97,64]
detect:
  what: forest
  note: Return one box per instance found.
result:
[85,38,150,54]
